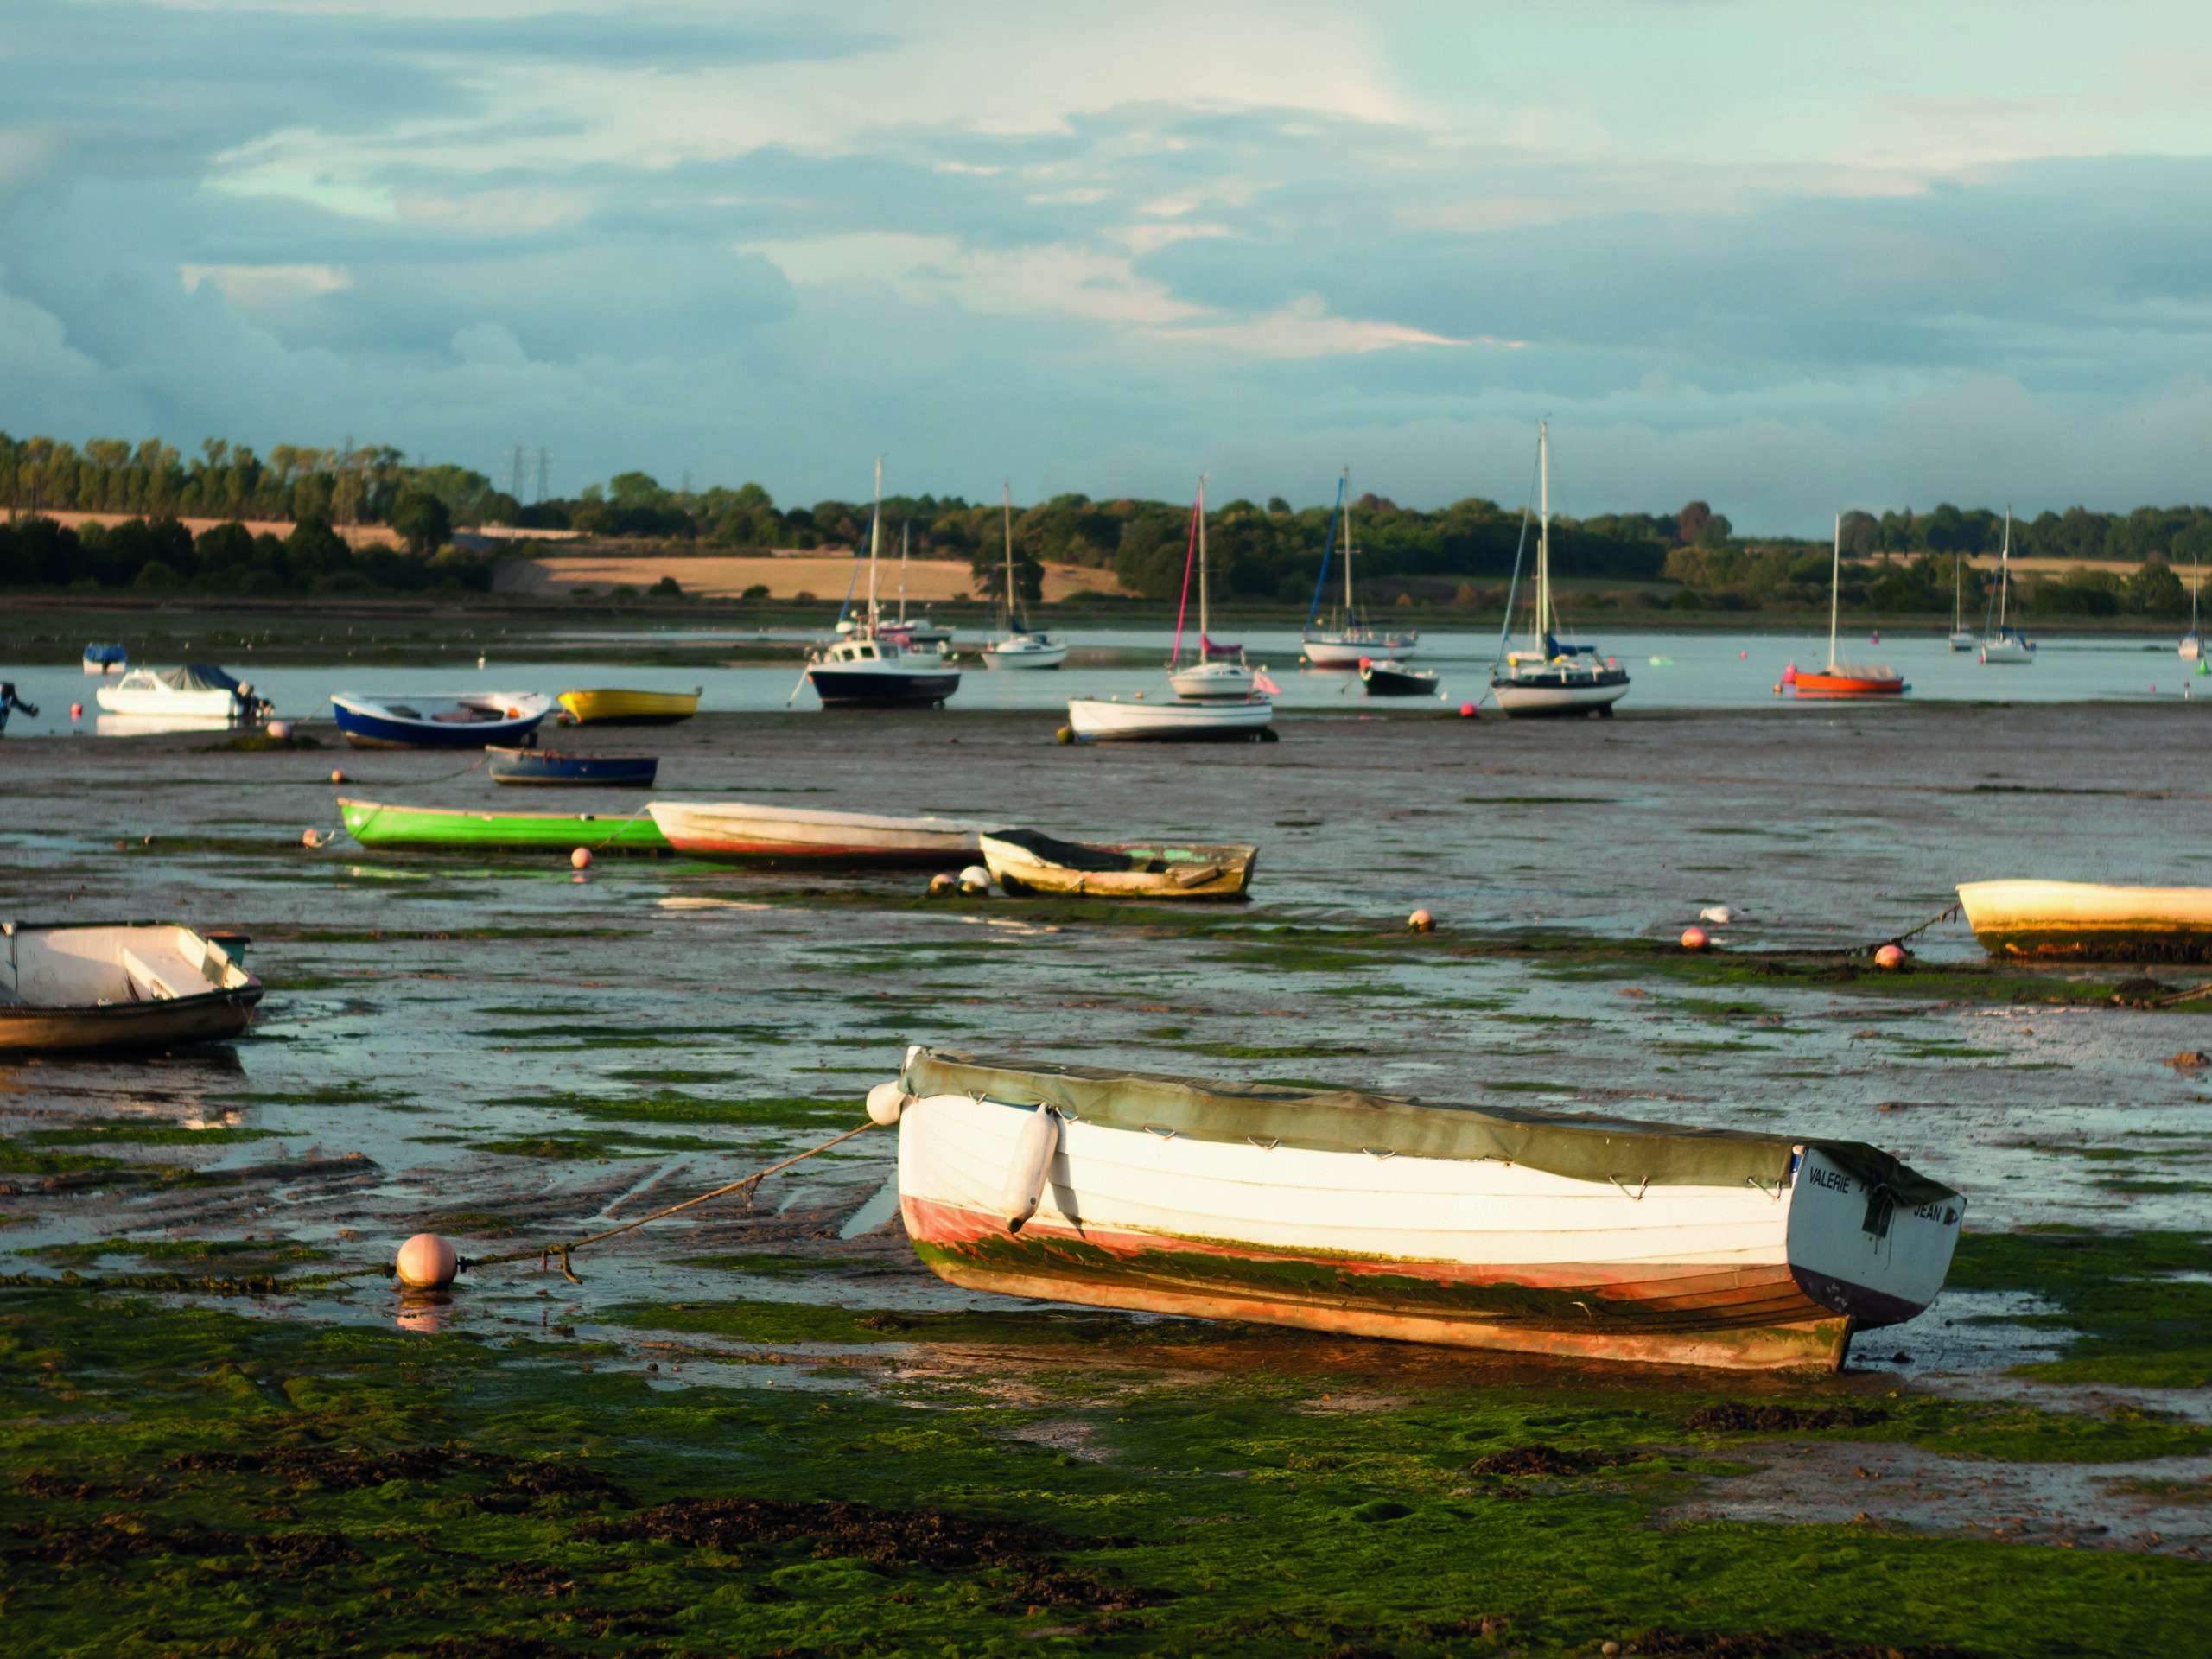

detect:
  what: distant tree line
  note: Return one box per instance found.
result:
[0,513,492,595]
[1661,546,2193,618]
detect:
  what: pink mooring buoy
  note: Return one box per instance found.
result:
[1680,925,1709,950]
[395,1232,458,1290]
[1459,702,1476,718]
[1874,944,1907,970]
[70,702,83,721]
[330,770,347,784]
[571,847,594,870]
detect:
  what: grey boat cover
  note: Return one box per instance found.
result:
[901,1048,1956,1205]
[157,664,243,692]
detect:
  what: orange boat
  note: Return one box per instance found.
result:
[1788,516,1909,699]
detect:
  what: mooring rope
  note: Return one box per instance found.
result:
[0,1121,879,1298]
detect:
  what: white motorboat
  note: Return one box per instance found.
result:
[1978,509,2034,664]
[880,1049,1965,1372]
[1490,423,1630,718]
[647,799,996,866]
[1067,695,1274,742]
[2,922,262,1053]
[1163,475,1262,701]
[95,664,267,721]
[806,462,965,708]
[979,484,1067,669]
[1302,467,1415,667]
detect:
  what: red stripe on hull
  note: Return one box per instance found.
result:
[902,1195,1853,1370]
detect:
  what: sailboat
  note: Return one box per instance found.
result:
[805,461,963,708]
[1068,477,1273,741]
[1948,552,1977,651]
[1302,469,1415,667]
[1489,423,1630,718]
[1978,509,2034,664]
[1168,476,1255,699]
[2180,556,2202,663]
[868,524,954,652]
[1789,516,1907,697]
[980,485,1069,670]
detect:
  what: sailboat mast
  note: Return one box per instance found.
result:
[1344,472,1355,624]
[899,522,909,623]
[1998,508,2011,632]
[867,456,882,630]
[1001,481,1014,636]
[1197,474,1210,645]
[1828,514,1841,669]
[1535,421,1551,649]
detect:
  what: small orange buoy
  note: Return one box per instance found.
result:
[1408,908,1435,932]
[330,769,347,784]
[395,1232,458,1290]
[1739,651,1747,658]
[1459,702,1476,717]
[1681,925,1708,950]
[1874,944,1907,969]
[302,829,321,848]
[70,702,83,720]
[267,719,292,739]
[1359,658,1373,670]
[571,847,593,869]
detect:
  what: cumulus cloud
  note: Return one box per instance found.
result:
[4,1,2212,527]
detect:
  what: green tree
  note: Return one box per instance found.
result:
[391,490,453,556]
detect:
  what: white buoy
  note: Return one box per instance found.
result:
[867,1081,915,1126]
[395,1232,458,1290]
[958,865,992,895]
[1000,1105,1060,1234]
[267,720,292,739]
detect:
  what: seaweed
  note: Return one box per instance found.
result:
[1946,1227,2212,1387]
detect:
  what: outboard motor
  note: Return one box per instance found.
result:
[0,683,38,733]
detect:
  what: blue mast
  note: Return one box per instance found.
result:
[1304,469,1348,632]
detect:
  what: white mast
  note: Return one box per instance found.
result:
[1997,506,2012,632]
[1197,474,1210,647]
[867,455,882,631]
[1827,513,1841,670]
[1535,420,1551,652]
[1002,480,1015,637]
[899,521,908,623]
[1343,469,1355,624]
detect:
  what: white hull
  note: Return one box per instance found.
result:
[1948,631,1979,652]
[1958,878,2212,961]
[647,799,995,865]
[94,686,243,718]
[1304,634,1416,669]
[1167,661,1255,699]
[1980,641,2035,664]
[981,638,1069,670]
[2181,634,2202,662]
[1491,679,1630,716]
[895,1084,1961,1370]
[1067,696,1274,742]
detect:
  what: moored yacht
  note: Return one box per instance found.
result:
[1490,423,1630,718]
[1167,478,1255,699]
[805,461,963,709]
[980,484,1068,670]
[1979,509,2035,664]
[1302,467,1415,667]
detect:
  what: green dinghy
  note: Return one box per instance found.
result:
[337,797,672,854]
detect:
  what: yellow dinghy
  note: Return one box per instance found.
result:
[557,687,701,726]
[1957,880,2212,962]
[981,830,1255,900]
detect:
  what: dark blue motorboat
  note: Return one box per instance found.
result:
[486,747,658,787]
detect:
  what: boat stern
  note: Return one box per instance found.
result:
[1784,1145,1963,1330]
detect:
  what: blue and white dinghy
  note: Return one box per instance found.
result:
[330,691,556,749]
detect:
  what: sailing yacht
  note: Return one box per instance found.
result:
[1790,516,1907,697]
[805,461,963,708]
[1979,509,2035,664]
[1169,477,1255,699]
[1948,553,1977,650]
[980,484,1068,670]
[873,524,955,652]
[2180,556,2202,663]
[1489,423,1630,718]
[1301,469,1415,667]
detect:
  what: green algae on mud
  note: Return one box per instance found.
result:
[1948,1226,2212,1388]
[3,1294,2208,1659]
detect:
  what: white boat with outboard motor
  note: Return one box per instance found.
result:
[96,664,269,721]
[870,1049,1965,1372]
[2,921,262,1053]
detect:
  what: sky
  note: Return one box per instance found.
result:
[3,1,2211,530]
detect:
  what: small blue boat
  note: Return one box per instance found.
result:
[486,747,658,787]
[330,691,555,750]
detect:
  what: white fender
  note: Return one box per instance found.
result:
[866,1081,914,1126]
[999,1103,1060,1234]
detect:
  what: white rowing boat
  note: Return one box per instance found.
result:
[1957,879,2212,962]
[875,1049,1963,1372]
[1066,696,1274,742]
[2,923,262,1053]
[648,799,997,866]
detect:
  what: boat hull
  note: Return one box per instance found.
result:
[557,689,700,725]
[486,749,658,787]
[979,834,1256,900]
[1792,667,1906,697]
[1305,633,1415,669]
[0,924,262,1054]
[1068,697,1274,742]
[1491,672,1630,717]
[889,1059,1961,1372]
[94,687,241,718]
[330,693,554,749]
[1958,879,2212,962]
[1360,662,1438,697]
[339,798,671,853]
[981,639,1069,671]
[807,666,962,707]
[647,800,989,866]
